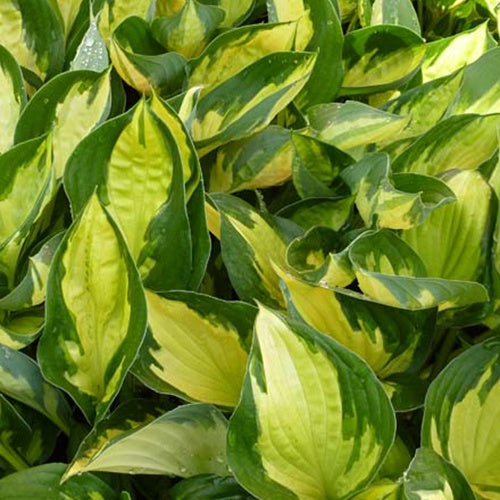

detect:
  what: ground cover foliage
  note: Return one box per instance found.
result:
[0,0,499,498]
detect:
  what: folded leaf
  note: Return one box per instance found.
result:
[50,0,85,37]
[227,306,395,499]
[38,194,147,423]
[422,337,500,499]
[370,0,420,34]
[70,16,109,72]
[202,0,254,27]
[170,474,254,499]
[0,312,43,351]
[15,70,112,179]
[65,403,229,479]
[133,290,256,406]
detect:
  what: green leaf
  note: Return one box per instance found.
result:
[349,229,489,310]
[189,51,316,156]
[341,25,425,96]
[211,193,288,308]
[71,16,109,72]
[277,266,436,377]
[422,337,500,498]
[0,463,119,499]
[64,403,230,479]
[0,0,64,81]
[0,345,72,434]
[200,0,254,27]
[227,305,396,499]
[170,474,254,499]
[15,70,112,179]
[340,153,457,230]
[392,114,500,176]
[38,194,147,423]
[370,0,421,34]
[110,16,187,97]
[0,312,44,351]
[402,170,494,282]
[0,45,26,154]
[133,290,256,407]
[152,0,224,59]
[49,0,85,37]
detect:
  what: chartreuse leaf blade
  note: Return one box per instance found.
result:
[65,403,229,479]
[0,313,44,351]
[0,45,26,154]
[0,463,120,499]
[370,0,420,34]
[227,306,396,499]
[188,22,296,97]
[0,135,55,291]
[190,51,316,156]
[341,25,425,96]
[393,114,500,176]
[211,193,288,308]
[133,290,256,407]
[38,194,147,423]
[15,70,112,179]
[349,230,489,310]
[71,16,110,72]
[152,0,224,59]
[202,0,254,27]
[277,267,436,377]
[402,170,494,282]
[0,345,71,434]
[49,0,85,37]
[422,338,500,498]
[0,0,64,81]
[267,0,344,108]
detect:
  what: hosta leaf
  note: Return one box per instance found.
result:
[65,97,209,291]
[395,448,475,499]
[187,22,296,97]
[49,0,85,37]
[65,403,229,479]
[421,22,493,83]
[341,25,425,96]
[133,290,256,407]
[308,101,409,153]
[156,0,186,16]
[189,51,316,156]
[383,373,428,411]
[340,153,456,230]
[0,233,63,311]
[211,193,288,308]
[352,479,398,499]
[267,0,344,108]
[38,194,147,423]
[0,46,26,154]
[422,337,500,498]
[0,136,55,291]
[0,313,44,351]
[0,463,119,499]
[227,306,396,499]
[0,0,64,82]
[110,16,187,96]
[170,474,254,499]
[71,17,109,72]
[152,0,224,59]
[370,0,420,34]
[382,70,464,138]
[277,267,436,377]
[15,70,112,179]
[448,47,500,115]
[402,170,494,282]
[393,114,500,176]
[0,345,71,434]
[349,230,489,310]
[201,0,254,27]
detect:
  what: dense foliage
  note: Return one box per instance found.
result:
[0,0,499,498]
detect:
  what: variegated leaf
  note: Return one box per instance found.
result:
[227,305,396,499]
[0,45,26,154]
[170,474,253,499]
[64,403,229,479]
[210,193,288,308]
[340,153,456,230]
[15,70,112,179]
[133,290,256,407]
[49,0,85,37]
[370,0,420,34]
[402,170,494,282]
[392,114,500,175]
[155,0,186,16]
[152,0,224,59]
[0,345,72,434]
[341,25,425,96]
[189,51,316,156]
[110,16,187,96]
[277,266,436,378]
[202,0,254,27]
[0,0,64,82]
[351,479,398,499]
[422,337,500,499]
[71,16,109,72]
[38,194,147,423]
[0,312,43,351]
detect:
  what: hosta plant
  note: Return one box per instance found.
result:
[0,0,499,498]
